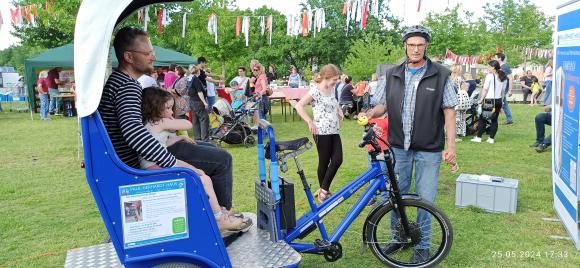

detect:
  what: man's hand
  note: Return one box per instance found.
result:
[443,148,456,165]
[508,90,513,97]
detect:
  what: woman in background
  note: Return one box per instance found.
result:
[288,66,301,88]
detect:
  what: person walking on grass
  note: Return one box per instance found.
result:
[494,52,514,125]
[36,71,50,120]
[188,66,210,142]
[471,60,507,144]
[295,64,343,204]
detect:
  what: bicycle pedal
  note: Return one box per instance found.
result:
[314,239,332,250]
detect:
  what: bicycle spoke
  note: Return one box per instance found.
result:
[363,199,453,267]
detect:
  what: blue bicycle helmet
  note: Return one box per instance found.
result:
[402,25,432,43]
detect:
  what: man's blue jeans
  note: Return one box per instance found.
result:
[48,88,61,114]
[535,112,552,145]
[502,96,513,123]
[544,80,552,104]
[39,93,49,119]
[390,147,442,249]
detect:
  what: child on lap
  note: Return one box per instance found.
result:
[140,87,252,236]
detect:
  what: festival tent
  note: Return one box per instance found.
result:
[24,43,197,110]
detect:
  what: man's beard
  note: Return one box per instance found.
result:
[408,57,422,64]
[138,64,154,75]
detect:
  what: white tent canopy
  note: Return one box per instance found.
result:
[74,0,191,118]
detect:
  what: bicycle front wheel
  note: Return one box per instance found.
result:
[363,198,453,268]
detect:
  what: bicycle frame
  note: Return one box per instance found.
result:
[257,121,417,255]
[286,159,387,253]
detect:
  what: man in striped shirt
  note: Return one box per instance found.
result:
[99,27,236,211]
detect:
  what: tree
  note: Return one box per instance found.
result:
[11,0,80,48]
[342,34,404,81]
[423,5,490,57]
[423,0,553,66]
[482,0,554,65]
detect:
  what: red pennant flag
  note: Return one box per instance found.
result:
[24,5,36,25]
[158,8,163,35]
[235,16,241,36]
[302,11,309,37]
[10,7,21,25]
[361,0,369,29]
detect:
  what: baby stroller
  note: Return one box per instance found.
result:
[211,98,257,147]
[466,90,492,135]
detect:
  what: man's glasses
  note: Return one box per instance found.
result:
[127,50,155,57]
[406,43,427,50]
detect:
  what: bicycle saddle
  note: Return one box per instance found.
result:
[265,137,310,159]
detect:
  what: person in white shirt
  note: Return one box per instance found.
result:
[229,66,250,91]
[137,72,159,88]
[471,60,508,144]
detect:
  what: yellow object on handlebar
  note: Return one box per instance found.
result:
[357,115,368,126]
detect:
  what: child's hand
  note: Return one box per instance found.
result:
[180,136,196,144]
[307,121,318,135]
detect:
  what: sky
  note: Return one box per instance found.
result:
[0,0,560,50]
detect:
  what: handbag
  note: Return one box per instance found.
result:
[482,100,494,111]
[481,74,497,111]
[264,86,273,96]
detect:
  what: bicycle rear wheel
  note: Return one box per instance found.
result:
[363,198,453,267]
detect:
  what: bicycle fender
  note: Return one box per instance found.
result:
[365,194,428,225]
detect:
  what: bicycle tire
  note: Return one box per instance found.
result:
[363,198,453,268]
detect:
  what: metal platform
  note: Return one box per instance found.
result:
[64,213,301,268]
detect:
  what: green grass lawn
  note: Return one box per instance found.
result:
[1,104,579,267]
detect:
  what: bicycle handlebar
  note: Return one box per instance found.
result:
[357,115,383,153]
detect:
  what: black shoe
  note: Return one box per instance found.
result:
[411,248,430,264]
[529,142,540,148]
[381,243,404,255]
[536,144,550,153]
[49,111,55,115]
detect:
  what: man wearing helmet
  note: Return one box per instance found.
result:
[360,25,457,263]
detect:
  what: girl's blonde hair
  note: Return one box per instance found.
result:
[253,63,265,75]
[190,66,200,75]
[450,64,463,82]
[314,64,341,83]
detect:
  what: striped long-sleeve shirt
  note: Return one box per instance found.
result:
[98,71,176,168]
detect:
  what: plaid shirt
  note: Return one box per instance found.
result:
[399,63,458,150]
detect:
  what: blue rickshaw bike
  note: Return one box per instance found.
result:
[70,1,452,267]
